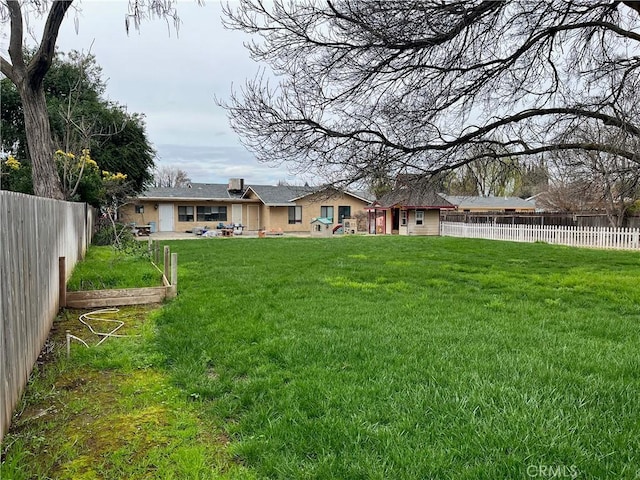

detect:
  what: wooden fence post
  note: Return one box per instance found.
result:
[171,252,178,287]
[59,257,66,308]
[168,252,178,298]
[163,246,170,282]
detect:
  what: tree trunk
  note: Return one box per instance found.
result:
[19,82,64,199]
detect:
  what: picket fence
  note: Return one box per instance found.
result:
[0,191,94,442]
[440,221,640,250]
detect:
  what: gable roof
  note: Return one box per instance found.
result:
[373,179,454,209]
[441,195,536,209]
[289,186,374,204]
[244,184,374,206]
[139,183,245,201]
[243,185,317,206]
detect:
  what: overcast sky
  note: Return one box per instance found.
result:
[5,1,300,185]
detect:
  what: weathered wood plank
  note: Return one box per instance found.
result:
[66,286,167,301]
[65,286,168,308]
[66,293,166,309]
[0,191,95,442]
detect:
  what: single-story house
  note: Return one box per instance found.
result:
[366,182,455,235]
[119,179,373,234]
[440,195,536,213]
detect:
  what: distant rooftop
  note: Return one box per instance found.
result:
[441,195,536,209]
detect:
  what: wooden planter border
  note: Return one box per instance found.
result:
[60,244,177,309]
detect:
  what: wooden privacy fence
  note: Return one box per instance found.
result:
[441,221,640,250]
[0,191,94,442]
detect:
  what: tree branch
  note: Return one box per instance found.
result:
[27,0,74,90]
[0,54,14,81]
[4,1,24,76]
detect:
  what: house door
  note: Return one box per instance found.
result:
[375,211,386,234]
[338,206,351,223]
[392,208,400,233]
[158,204,174,232]
[232,204,243,224]
[247,205,260,230]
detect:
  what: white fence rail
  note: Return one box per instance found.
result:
[440,221,640,250]
[0,191,94,442]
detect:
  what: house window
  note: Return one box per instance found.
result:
[178,206,194,222]
[197,206,227,222]
[320,206,334,222]
[135,205,144,214]
[400,210,407,226]
[288,206,302,224]
[338,206,351,223]
[416,210,424,226]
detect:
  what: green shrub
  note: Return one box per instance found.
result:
[92,220,135,246]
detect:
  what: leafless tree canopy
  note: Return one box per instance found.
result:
[540,126,640,226]
[152,165,191,188]
[220,1,640,188]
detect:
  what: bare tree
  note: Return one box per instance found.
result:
[220,1,640,188]
[0,0,184,199]
[444,143,524,197]
[536,176,602,214]
[152,165,191,188]
[543,129,640,227]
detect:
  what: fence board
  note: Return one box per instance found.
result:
[0,191,93,442]
[441,222,640,250]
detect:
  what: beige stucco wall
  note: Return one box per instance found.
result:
[403,209,440,235]
[273,191,369,232]
[119,201,159,227]
[121,200,259,233]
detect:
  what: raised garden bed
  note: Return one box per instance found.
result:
[61,243,177,309]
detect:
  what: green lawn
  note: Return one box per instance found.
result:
[152,236,640,479]
[4,236,639,479]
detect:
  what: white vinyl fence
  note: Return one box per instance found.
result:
[0,191,94,442]
[441,221,640,250]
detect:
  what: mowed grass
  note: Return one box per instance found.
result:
[153,236,640,479]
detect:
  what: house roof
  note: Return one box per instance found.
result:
[373,186,454,209]
[441,195,536,209]
[289,187,374,204]
[244,185,317,206]
[137,182,375,206]
[139,183,246,201]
